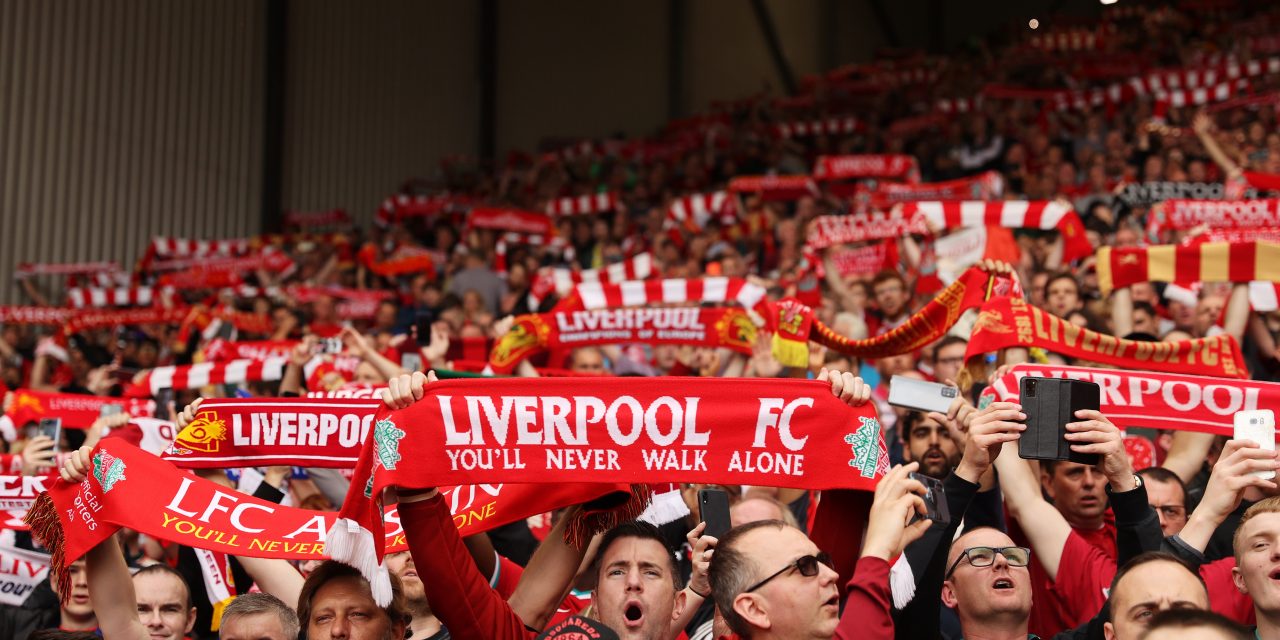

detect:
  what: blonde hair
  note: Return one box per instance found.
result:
[1234,496,1280,562]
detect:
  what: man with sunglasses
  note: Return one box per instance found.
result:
[708,462,933,639]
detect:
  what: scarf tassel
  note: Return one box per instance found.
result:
[566,484,652,548]
[22,492,71,604]
[323,517,393,607]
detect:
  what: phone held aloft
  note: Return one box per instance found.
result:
[908,472,950,525]
[1234,409,1277,480]
[887,375,958,415]
[1017,377,1101,465]
[697,488,732,540]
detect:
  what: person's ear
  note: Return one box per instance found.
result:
[734,593,770,632]
[940,581,959,610]
[185,608,197,634]
[1233,565,1249,594]
[1040,471,1056,501]
[1103,620,1116,640]
[671,589,687,621]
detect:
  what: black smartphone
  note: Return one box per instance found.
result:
[1018,377,1101,465]
[415,310,438,349]
[909,472,951,526]
[698,488,732,539]
[154,388,174,421]
[36,418,62,453]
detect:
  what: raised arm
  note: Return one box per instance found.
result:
[1111,286,1134,338]
[1223,282,1250,343]
[1176,439,1279,554]
[342,327,408,381]
[1161,431,1216,485]
[507,505,587,630]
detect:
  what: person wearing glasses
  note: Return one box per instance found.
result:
[708,462,933,640]
[1135,468,1190,537]
[942,527,1035,638]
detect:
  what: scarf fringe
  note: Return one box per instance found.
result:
[637,486,690,527]
[22,492,70,604]
[324,517,393,607]
[566,484,652,548]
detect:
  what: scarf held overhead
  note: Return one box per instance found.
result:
[965,296,1248,378]
[1096,241,1280,294]
[487,307,758,373]
[983,363,1280,436]
[326,376,888,603]
[24,440,630,601]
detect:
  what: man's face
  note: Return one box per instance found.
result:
[1132,309,1158,336]
[1103,560,1208,640]
[874,278,909,319]
[55,560,94,621]
[1194,296,1225,337]
[1047,278,1081,317]
[1145,478,1188,537]
[595,536,680,640]
[1233,512,1280,614]
[942,529,1032,621]
[1042,462,1108,525]
[220,612,290,640]
[903,414,960,479]
[570,349,606,374]
[933,343,966,384]
[306,576,404,640]
[732,526,841,638]
[1169,300,1196,331]
[386,551,426,606]
[134,572,195,640]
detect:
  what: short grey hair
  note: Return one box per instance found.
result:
[220,592,300,640]
[708,519,789,638]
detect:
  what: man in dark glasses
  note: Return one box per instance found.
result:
[941,527,1036,639]
[709,462,932,639]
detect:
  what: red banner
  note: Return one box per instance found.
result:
[5,391,155,429]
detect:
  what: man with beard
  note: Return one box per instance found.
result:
[899,410,963,480]
[386,551,448,639]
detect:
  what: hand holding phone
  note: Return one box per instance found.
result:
[1235,410,1277,480]
[1018,377,1101,465]
[888,376,959,415]
[908,472,951,526]
[36,418,62,454]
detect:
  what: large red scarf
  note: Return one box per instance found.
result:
[326,376,888,603]
[1148,199,1280,235]
[1096,241,1280,294]
[0,307,75,325]
[5,390,155,429]
[982,363,1279,436]
[161,398,378,468]
[965,296,1248,379]
[727,176,819,200]
[545,192,619,217]
[556,277,771,319]
[24,441,631,600]
[136,359,287,395]
[466,208,555,236]
[868,172,1004,208]
[203,340,298,363]
[487,307,758,373]
[805,211,927,248]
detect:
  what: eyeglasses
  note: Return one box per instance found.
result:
[744,551,833,593]
[944,546,1031,580]
[1154,505,1186,519]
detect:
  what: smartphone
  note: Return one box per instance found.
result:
[154,388,174,421]
[1234,409,1277,479]
[36,418,61,453]
[909,472,951,526]
[99,404,123,418]
[888,375,959,415]
[415,310,437,350]
[1018,377,1102,465]
[698,489,732,539]
[401,352,423,372]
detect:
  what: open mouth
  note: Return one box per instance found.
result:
[992,578,1015,590]
[1269,568,1280,581]
[624,601,644,626]
[824,593,840,608]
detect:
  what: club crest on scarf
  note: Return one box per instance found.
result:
[92,450,127,493]
[714,310,757,350]
[844,416,887,478]
[373,419,406,471]
[972,309,1014,335]
[167,411,228,455]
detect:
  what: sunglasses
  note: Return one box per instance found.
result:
[944,546,1031,580]
[745,551,833,593]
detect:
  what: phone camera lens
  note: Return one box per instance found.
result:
[1253,418,1259,425]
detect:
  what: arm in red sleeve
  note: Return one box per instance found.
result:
[834,556,894,640]
[1048,530,1114,627]
[398,495,537,640]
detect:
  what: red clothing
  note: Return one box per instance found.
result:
[399,495,536,639]
[1200,557,1256,626]
[1245,171,1280,191]
[1017,519,1118,638]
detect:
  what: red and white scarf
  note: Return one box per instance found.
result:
[545,193,619,217]
[806,211,927,248]
[14,262,120,279]
[812,155,920,183]
[665,192,735,232]
[868,172,1004,208]
[983,363,1280,436]
[203,340,298,363]
[65,286,173,309]
[137,359,288,395]
[325,376,889,604]
[466,208,555,236]
[898,201,1093,261]
[727,176,820,200]
[558,277,771,320]
[149,237,251,259]
[5,390,155,429]
[1148,199,1280,235]
[527,254,655,309]
[0,307,75,325]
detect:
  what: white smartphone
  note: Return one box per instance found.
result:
[1234,409,1277,480]
[888,375,959,415]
